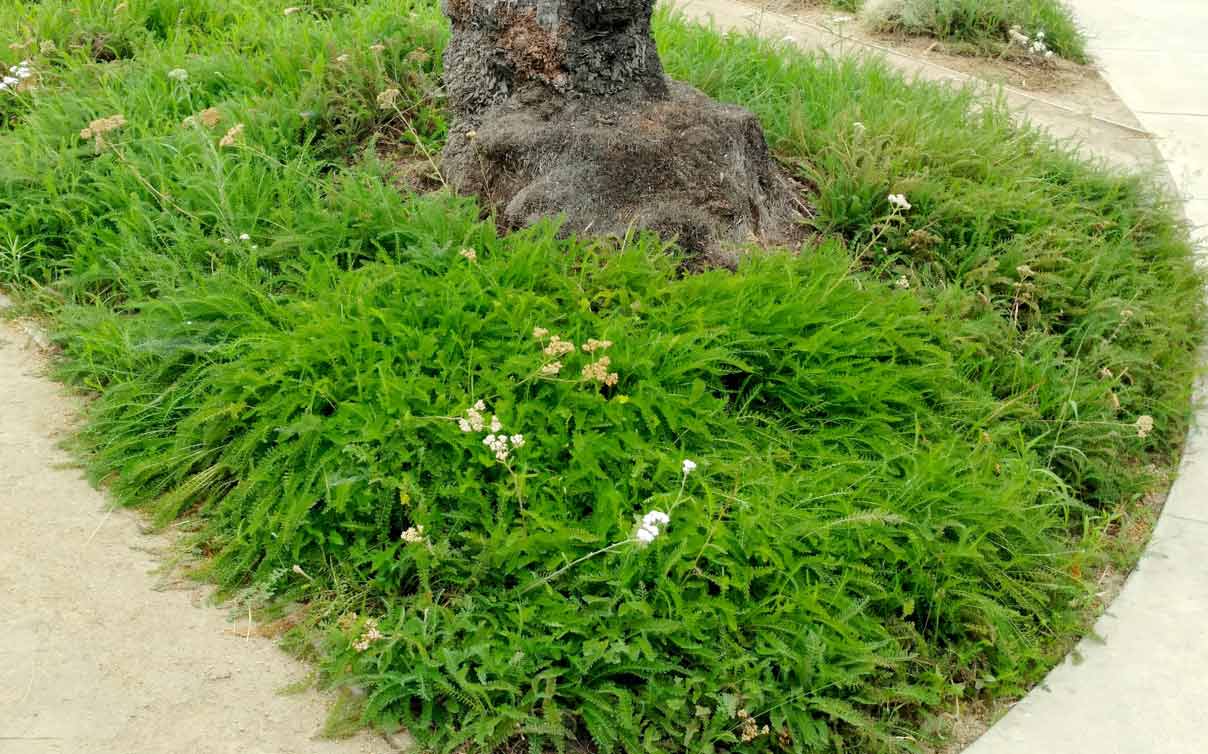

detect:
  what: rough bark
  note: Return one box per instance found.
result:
[439,0,806,260]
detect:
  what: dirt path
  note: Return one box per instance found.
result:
[0,320,385,754]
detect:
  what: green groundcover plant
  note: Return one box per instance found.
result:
[823,0,1087,62]
[0,0,1199,752]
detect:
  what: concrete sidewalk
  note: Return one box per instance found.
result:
[967,2,1208,753]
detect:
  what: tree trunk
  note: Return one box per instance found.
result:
[440,0,806,262]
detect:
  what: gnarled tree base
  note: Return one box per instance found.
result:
[442,82,807,261]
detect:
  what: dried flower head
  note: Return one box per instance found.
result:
[182,107,222,129]
[581,338,613,353]
[218,123,244,148]
[543,335,575,358]
[1135,415,1154,439]
[539,361,562,377]
[79,114,127,150]
[532,326,549,340]
[376,87,401,110]
[737,710,770,742]
[582,356,618,386]
[458,247,477,262]
[79,114,126,140]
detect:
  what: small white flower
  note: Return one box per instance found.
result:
[1,76,18,87]
[483,434,497,446]
[895,275,910,289]
[888,193,912,211]
[635,526,658,544]
[238,232,250,241]
[509,434,525,448]
[167,68,189,82]
[642,510,670,527]
[401,525,425,543]
[457,418,473,433]
[682,459,697,475]
[489,414,503,433]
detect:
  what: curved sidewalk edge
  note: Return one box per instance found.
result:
[968,2,1208,752]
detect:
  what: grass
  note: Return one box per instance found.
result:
[0,0,1200,752]
[815,0,1088,62]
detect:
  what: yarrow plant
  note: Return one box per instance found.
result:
[1009,26,1055,59]
[352,617,383,653]
[78,114,127,151]
[0,59,32,92]
[635,509,670,544]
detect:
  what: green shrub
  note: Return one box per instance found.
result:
[0,0,1199,751]
[862,0,1088,62]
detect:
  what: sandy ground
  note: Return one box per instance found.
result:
[0,320,386,754]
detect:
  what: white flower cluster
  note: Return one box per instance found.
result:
[1,60,32,92]
[167,68,189,82]
[888,193,912,211]
[352,618,383,653]
[458,400,487,433]
[400,524,425,544]
[682,458,697,475]
[635,510,670,545]
[459,400,524,461]
[483,432,524,462]
[1009,26,1055,59]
